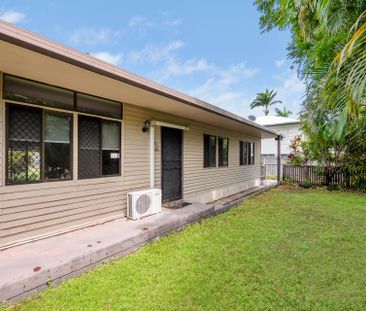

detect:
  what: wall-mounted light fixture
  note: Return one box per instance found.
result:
[142,120,151,133]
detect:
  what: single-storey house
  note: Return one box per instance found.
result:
[0,20,279,249]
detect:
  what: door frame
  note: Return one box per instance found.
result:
[160,126,184,202]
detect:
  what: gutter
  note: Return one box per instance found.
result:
[262,122,300,127]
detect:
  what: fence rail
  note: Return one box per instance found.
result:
[283,165,324,185]
[282,164,366,189]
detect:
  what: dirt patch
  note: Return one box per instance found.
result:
[276,183,301,190]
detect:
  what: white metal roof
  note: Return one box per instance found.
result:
[255,115,300,126]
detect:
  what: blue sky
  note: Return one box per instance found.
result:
[0,1,305,118]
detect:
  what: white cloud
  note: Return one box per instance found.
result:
[68,27,121,46]
[128,40,185,64]
[165,58,214,76]
[128,16,155,28]
[275,72,305,116]
[275,58,286,68]
[128,15,182,36]
[92,52,123,66]
[185,63,259,117]
[124,40,259,118]
[127,40,258,87]
[166,19,182,27]
[220,62,258,81]
[0,10,26,24]
[190,63,258,95]
[128,16,156,36]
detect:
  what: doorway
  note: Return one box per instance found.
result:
[161,127,183,202]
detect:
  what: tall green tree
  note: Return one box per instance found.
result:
[275,107,293,117]
[250,89,282,115]
[254,0,366,188]
[254,0,366,121]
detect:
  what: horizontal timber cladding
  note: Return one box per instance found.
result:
[124,104,262,203]
[0,102,261,248]
[0,74,3,188]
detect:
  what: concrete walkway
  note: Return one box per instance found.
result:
[0,181,277,304]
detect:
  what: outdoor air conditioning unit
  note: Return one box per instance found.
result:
[127,189,162,220]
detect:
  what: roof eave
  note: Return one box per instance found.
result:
[0,20,278,138]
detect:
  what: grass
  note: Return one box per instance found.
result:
[5,188,366,310]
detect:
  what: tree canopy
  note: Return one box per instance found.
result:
[275,107,293,117]
[254,0,366,189]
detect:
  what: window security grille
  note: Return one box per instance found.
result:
[78,116,101,179]
[7,105,42,184]
[240,141,255,165]
[218,137,229,167]
[204,134,217,167]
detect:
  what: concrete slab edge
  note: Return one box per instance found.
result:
[213,183,278,215]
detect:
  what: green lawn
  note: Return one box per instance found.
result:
[6,188,366,310]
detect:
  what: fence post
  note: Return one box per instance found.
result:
[275,135,282,183]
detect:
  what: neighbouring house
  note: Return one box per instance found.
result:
[254,115,300,177]
[0,20,278,249]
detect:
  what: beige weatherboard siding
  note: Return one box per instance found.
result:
[126,105,263,204]
[0,102,261,248]
[0,20,278,249]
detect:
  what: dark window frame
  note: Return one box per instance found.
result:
[3,75,75,111]
[3,74,123,119]
[78,115,121,179]
[249,142,255,165]
[218,137,229,167]
[240,141,255,166]
[239,141,247,165]
[3,74,124,185]
[239,141,244,165]
[43,109,73,181]
[203,134,217,168]
[76,92,123,119]
[5,102,73,185]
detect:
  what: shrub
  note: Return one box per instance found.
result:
[284,178,295,185]
[327,184,339,191]
[299,180,312,189]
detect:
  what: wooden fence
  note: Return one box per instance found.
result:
[283,165,324,184]
[282,164,366,189]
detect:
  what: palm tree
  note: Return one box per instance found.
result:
[275,107,293,117]
[250,89,282,116]
[294,1,366,119]
[326,10,366,117]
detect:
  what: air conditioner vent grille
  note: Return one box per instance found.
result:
[136,194,151,214]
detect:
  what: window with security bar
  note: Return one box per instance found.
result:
[204,134,217,168]
[6,103,72,184]
[4,75,123,185]
[78,115,121,179]
[218,137,229,167]
[240,141,255,165]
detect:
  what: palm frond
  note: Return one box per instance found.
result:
[250,88,283,115]
[322,10,366,124]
